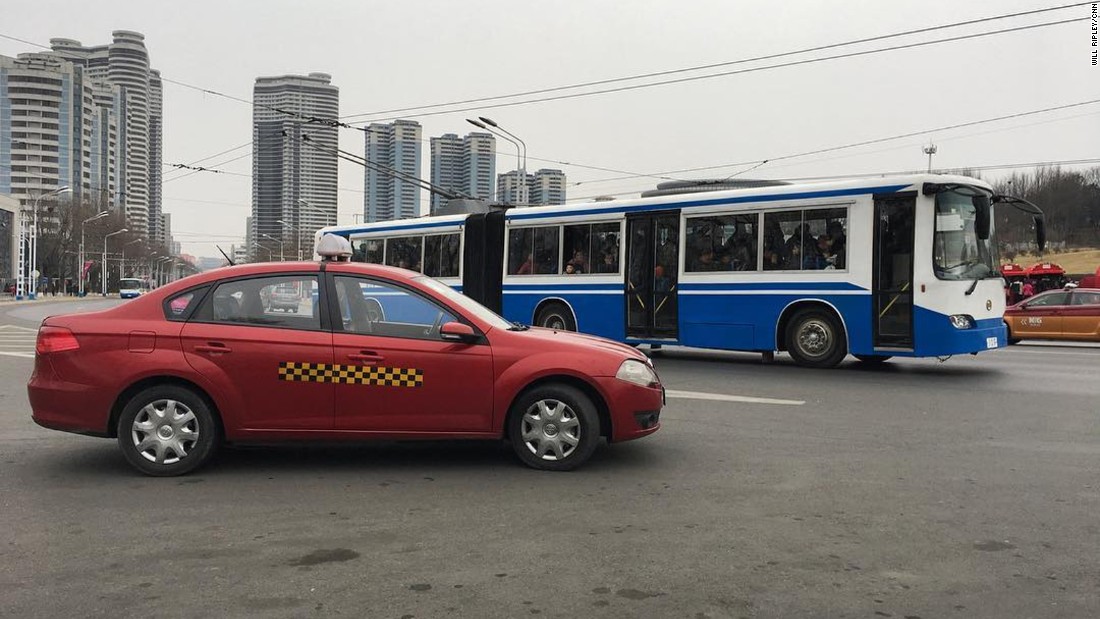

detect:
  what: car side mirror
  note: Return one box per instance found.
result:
[439,321,479,343]
[1019,303,1029,310]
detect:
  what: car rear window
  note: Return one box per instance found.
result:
[164,287,209,321]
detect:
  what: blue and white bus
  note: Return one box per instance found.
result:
[318,174,1044,368]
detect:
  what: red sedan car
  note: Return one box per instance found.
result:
[1003,287,1100,343]
[29,257,662,476]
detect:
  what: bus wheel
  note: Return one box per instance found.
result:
[785,309,847,368]
[854,354,892,365]
[535,302,576,331]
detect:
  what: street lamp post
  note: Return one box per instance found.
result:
[277,219,300,260]
[27,186,71,299]
[121,239,142,281]
[155,256,172,287]
[78,210,109,297]
[102,228,128,296]
[261,233,285,261]
[467,117,527,206]
[252,242,273,262]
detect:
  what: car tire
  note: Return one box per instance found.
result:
[508,384,600,471]
[785,308,847,368]
[535,302,576,331]
[1005,321,1021,345]
[116,385,219,477]
[854,354,892,365]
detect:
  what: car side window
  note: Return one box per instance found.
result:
[164,287,209,321]
[207,275,320,329]
[1026,292,1069,307]
[334,276,456,341]
[1071,291,1100,306]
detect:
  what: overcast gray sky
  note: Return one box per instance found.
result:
[4,0,1098,260]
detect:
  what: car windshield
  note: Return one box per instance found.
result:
[413,276,513,330]
[932,187,999,280]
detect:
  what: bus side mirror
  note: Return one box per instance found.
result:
[973,196,990,241]
[1034,217,1046,252]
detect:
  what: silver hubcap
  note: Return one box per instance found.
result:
[521,399,580,461]
[131,399,199,465]
[796,319,833,357]
[544,314,566,330]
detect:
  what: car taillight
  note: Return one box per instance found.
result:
[36,326,80,354]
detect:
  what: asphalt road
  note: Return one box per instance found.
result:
[1,299,1097,618]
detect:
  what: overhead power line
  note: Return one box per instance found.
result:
[352,17,1086,125]
[571,98,1100,187]
[337,2,1093,122]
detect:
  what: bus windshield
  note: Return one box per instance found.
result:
[120,278,143,289]
[932,188,998,281]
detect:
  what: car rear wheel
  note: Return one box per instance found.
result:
[785,308,847,368]
[117,385,219,477]
[508,384,599,471]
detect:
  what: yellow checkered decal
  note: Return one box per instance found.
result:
[278,362,423,387]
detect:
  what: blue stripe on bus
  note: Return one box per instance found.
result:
[506,184,912,221]
[679,281,866,291]
[336,220,463,235]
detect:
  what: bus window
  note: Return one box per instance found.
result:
[562,222,620,275]
[424,233,460,278]
[385,236,423,272]
[508,228,534,275]
[534,227,559,274]
[763,211,800,270]
[802,208,847,270]
[685,214,758,272]
[352,239,384,264]
[508,226,559,275]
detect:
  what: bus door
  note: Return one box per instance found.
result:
[872,193,916,350]
[625,211,680,340]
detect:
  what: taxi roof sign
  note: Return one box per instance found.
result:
[316,233,353,261]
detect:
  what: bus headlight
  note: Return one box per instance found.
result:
[949,314,975,329]
[616,359,660,388]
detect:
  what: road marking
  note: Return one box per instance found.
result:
[665,389,804,406]
[0,351,34,358]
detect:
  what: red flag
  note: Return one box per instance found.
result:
[82,261,95,279]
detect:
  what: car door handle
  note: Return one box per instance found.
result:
[347,352,383,364]
[195,343,232,354]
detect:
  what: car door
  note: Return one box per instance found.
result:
[1012,291,1068,339]
[181,272,335,430]
[1063,291,1100,340]
[328,274,495,433]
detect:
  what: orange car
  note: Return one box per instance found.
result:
[1003,287,1100,343]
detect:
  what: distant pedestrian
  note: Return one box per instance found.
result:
[1022,280,1035,298]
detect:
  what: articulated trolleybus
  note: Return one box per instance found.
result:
[319,174,1044,368]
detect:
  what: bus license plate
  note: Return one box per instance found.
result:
[986,337,998,349]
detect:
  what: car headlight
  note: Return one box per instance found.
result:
[949,314,975,329]
[616,359,660,388]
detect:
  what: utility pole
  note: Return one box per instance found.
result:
[923,143,938,173]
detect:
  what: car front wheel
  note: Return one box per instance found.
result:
[116,385,219,476]
[508,384,600,471]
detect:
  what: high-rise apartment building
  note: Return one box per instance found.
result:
[0,53,117,207]
[429,132,495,213]
[531,168,567,205]
[251,72,338,260]
[364,119,421,222]
[496,168,567,206]
[49,31,162,242]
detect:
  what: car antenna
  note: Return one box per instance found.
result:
[215,245,235,266]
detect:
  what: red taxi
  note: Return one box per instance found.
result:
[29,237,663,476]
[1003,287,1100,343]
